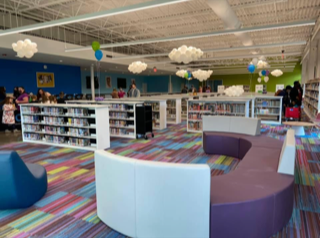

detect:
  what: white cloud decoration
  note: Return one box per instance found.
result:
[192,69,213,81]
[176,70,187,78]
[12,39,38,58]
[271,69,283,77]
[169,45,203,64]
[251,56,269,69]
[224,85,245,97]
[128,61,147,74]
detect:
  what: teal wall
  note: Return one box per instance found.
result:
[81,71,186,94]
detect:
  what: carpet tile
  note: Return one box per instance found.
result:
[0,122,319,238]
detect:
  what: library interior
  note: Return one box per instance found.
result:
[0,0,320,238]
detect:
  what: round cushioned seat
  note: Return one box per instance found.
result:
[203,132,294,238]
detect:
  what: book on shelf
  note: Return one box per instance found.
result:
[23,115,40,123]
[67,108,88,116]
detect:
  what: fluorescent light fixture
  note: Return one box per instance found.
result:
[65,20,315,52]
[0,0,189,37]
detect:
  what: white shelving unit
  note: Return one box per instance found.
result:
[143,99,167,130]
[166,98,182,124]
[21,104,110,151]
[187,98,251,133]
[252,96,282,125]
[303,79,320,122]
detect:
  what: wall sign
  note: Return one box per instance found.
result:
[255,84,264,93]
[106,76,112,88]
[36,72,55,88]
[276,84,284,92]
[218,85,225,93]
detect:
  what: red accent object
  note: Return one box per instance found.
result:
[153,67,157,73]
[285,107,300,119]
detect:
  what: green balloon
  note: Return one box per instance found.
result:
[184,72,188,79]
[261,76,265,80]
[92,41,100,52]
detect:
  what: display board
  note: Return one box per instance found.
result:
[218,85,225,93]
[255,84,264,93]
[276,84,284,91]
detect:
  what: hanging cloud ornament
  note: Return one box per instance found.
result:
[224,86,245,97]
[271,69,283,77]
[192,69,213,82]
[169,45,203,64]
[128,61,147,74]
[176,70,188,78]
[12,39,38,59]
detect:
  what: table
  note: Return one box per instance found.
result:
[282,121,315,136]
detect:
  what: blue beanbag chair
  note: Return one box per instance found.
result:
[0,151,47,209]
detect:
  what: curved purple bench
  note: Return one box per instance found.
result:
[203,132,294,238]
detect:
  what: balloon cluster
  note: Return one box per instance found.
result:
[176,70,187,78]
[271,69,283,77]
[128,61,148,74]
[91,41,103,61]
[258,70,270,83]
[169,45,203,64]
[12,39,38,59]
[251,56,269,69]
[224,86,245,97]
[192,69,213,81]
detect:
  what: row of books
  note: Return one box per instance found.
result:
[152,114,160,120]
[188,121,202,131]
[21,107,40,113]
[189,103,246,114]
[305,82,319,91]
[110,128,133,135]
[109,104,133,111]
[305,91,319,100]
[256,100,280,107]
[24,133,42,140]
[23,116,40,123]
[24,124,41,131]
[67,108,89,116]
[256,108,279,115]
[109,112,130,118]
[110,120,128,126]
[69,138,91,147]
[43,107,64,115]
[67,118,89,126]
[43,117,65,125]
[167,100,176,107]
[44,126,66,135]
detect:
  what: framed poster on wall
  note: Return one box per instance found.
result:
[106,76,112,88]
[276,84,284,92]
[255,84,264,93]
[217,85,225,93]
[36,72,55,88]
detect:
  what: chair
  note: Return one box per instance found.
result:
[0,151,47,209]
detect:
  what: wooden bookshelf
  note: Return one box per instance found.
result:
[303,79,320,121]
[21,104,110,151]
[187,98,251,132]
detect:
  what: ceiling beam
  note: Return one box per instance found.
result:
[65,20,315,52]
[110,41,306,60]
[0,0,190,37]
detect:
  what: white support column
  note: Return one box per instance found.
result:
[316,39,320,78]
[308,42,317,80]
[91,64,95,100]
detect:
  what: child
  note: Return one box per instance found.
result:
[2,97,17,133]
[49,96,57,104]
[42,95,50,104]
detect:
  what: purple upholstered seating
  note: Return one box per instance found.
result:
[203,132,294,238]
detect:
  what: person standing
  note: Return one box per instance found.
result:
[128,83,140,97]
[2,97,17,133]
[57,92,66,104]
[0,87,6,105]
[37,88,51,101]
[111,88,119,98]
[16,87,29,110]
[181,85,188,94]
[118,88,125,98]
[290,81,303,106]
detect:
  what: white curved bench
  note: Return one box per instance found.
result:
[95,150,211,238]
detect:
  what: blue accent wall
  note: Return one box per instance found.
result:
[0,59,81,94]
[81,71,189,94]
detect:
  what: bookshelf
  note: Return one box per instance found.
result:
[252,96,282,125]
[166,98,182,124]
[21,104,110,151]
[187,98,251,132]
[143,100,167,130]
[303,79,320,121]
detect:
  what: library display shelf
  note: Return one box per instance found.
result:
[187,98,251,132]
[303,79,320,122]
[252,96,282,125]
[20,104,110,151]
[166,98,182,124]
[143,99,167,130]
[67,100,137,139]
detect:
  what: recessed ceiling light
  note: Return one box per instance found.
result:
[60,60,63,62]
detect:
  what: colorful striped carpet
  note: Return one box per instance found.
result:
[0,123,319,238]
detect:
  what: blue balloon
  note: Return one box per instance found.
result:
[188,71,192,78]
[95,50,103,61]
[247,64,255,73]
[261,70,266,76]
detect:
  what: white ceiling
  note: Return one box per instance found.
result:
[0,0,319,75]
